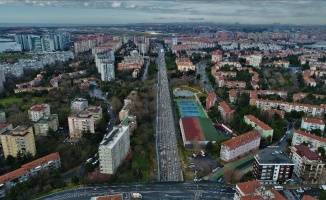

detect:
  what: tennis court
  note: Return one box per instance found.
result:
[175,99,206,118]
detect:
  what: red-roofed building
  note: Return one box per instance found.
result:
[292,129,326,149]
[268,109,285,119]
[220,130,261,162]
[290,145,324,184]
[21,152,61,176]
[0,152,60,197]
[218,101,234,124]
[28,104,50,122]
[211,50,222,63]
[234,180,286,200]
[301,117,325,132]
[301,195,317,200]
[179,118,205,149]
[0,124,13,135]
[90,194,123,200]
[244,115,273,140]
[206,93,216,110]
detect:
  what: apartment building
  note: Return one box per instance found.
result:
[68,112,95,140]
[0,124,13,135]
[211,50,222,63]
[301,117,325,132]
[250,98,325,117]
[206,93,216,110]
[120,115,137,135]
[119,99,132,121]
[175,57,195,72]
[292,129,326,149]
[0,125,36,158]
[268,109,285,119]
[99,126,130,174]
[246,54,262,68]
[86,106,103,124]
[70,98,88,114]
[28,104,50,122]
[33,114,59,136]
[218,101,234,124]
[244,115,274,139]
[272,60,290,67]
[220,130,261,162]
[293,92,325,102]
[0,152,60,197]
[100,61,115,82]
[234,180,286,200]
[290,145,324,184]
[21,152,61,176]
[253,146,294,184]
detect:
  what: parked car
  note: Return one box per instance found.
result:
[296,188,304,193]
[303,187,311,190]
[220,189,226,193]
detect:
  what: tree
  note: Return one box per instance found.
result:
[319,190,326,200]
[318,147,326,159]
[242,170,254,182]
[71,176,80,185]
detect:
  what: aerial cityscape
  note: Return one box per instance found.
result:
[0,0,326,200]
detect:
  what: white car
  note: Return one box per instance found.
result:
[296,188,304,193]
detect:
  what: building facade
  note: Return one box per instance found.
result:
[33,114,59,136]
[218,101,234,124]
[99,126,130,174]
[253,146,294,184]
[86,106,103,124]
[244,115,274,139]
[220,130,261,162]
[292,129,326,149]
[28,104,50,122]
[0,126,36,158]
[234,180,286,200]
[301,117,325,132]
[70,98,88,114]
[0,152,60,197]
[68,112,95,140]
[290,145,324,184]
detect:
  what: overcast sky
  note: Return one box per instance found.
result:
[0,0,325,25]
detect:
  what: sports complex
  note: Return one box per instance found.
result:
[175,99,225,149]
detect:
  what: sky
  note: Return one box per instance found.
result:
[0,0,326,26]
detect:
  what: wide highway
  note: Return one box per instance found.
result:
[155,44,183,182]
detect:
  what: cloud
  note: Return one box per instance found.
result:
[111,1,122,8]
[188,17,204,21]
[1,0,326,24]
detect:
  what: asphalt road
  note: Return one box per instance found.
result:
[142,61,150,81]
[155,44,183,182]
[37,183,235,200]
[37,182,321,200]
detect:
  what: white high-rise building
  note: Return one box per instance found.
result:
[100,61,115,82]
[99,126,130,174]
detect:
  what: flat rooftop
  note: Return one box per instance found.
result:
[255,146,294,165]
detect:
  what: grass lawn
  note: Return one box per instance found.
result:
[173,85,203,94]
[0,97,22,105]
[0,54,32,61]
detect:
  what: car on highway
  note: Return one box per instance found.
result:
[220,189,226,193]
